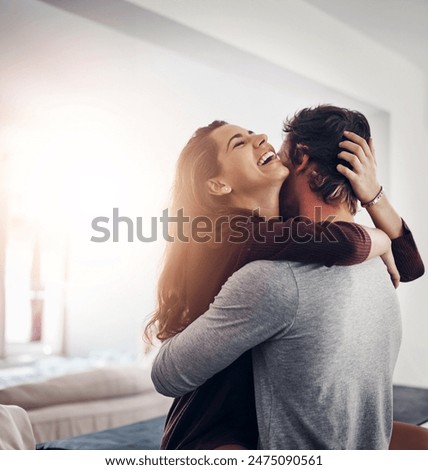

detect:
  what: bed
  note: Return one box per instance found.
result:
[0,365,172,444]
[36,385,428,450]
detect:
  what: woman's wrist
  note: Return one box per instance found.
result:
[361,185,383,208]
[365,194,405,240]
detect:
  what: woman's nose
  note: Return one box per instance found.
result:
[253,133,268,147]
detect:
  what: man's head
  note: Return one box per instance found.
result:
[279,105,371,218]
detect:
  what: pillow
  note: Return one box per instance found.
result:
[0,366,154,410]
[0,405,36,449]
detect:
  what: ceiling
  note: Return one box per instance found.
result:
[304,0,428,75]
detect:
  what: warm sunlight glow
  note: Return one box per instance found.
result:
[3,102,165,350]
[4,104,139,234]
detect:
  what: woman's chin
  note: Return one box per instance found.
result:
[276,164,290,181]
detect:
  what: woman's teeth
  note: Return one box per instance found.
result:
[257,151,279,166]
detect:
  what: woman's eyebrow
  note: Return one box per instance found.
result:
[226,130,254,151]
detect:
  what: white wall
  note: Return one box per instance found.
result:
[1,0,427,386]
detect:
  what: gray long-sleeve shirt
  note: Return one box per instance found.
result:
[151,258,401,449]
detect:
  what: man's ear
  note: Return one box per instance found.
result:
[207,178,232,196]
[295,153,310,174]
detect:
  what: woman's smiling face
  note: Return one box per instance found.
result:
[209,124,289,197]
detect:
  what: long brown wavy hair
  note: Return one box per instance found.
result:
[145,120,239,343]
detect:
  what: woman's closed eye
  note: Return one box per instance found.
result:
[233,139,245,149]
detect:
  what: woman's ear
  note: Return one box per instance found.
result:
[207,178,231,196]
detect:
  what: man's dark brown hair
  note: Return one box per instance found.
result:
[283,104,371,215]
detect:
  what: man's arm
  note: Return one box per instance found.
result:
[337,131,425,281]
[151,261,298,397]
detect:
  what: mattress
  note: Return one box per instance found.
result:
[36,385,428,450]
[36,415,165,450]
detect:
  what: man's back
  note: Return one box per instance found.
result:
[252,257,401,449]
[152,256,401,449]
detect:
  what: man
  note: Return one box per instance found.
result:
[151,106,420,449]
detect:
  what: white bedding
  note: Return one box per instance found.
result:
[0,405,36,450]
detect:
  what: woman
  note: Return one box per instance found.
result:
[146,118,424,449]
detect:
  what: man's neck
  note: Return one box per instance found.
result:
[296,194,354,223]
[229,190,281,220]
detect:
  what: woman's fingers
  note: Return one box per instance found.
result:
[380,249,400,289]
[337,151,363,172]
[337,132,380,203]
[339,131,374,163]
[390,266,401,289]
[343,130,372,158]
[336,163,357,181]
[339,139,368,164]
[368,137,377,163]
[390,270,401,289]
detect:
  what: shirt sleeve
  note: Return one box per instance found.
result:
[151,261,298,397]
[237,219,371,269]
[391,219,425,282]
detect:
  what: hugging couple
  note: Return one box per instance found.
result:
[146,105,426,450]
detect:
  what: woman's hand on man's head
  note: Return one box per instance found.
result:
[336,131,381,204]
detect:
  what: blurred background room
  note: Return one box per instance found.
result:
[0,0,427,444]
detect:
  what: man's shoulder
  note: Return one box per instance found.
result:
[288,257,395,293]
[217,260,298,320]
[223,260,297,300]
[286,257,385,274]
